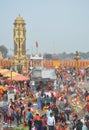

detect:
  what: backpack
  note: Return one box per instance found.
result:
[15,111,19,118]
[35,120,42,126]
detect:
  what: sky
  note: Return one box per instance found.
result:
[0,0,89,55]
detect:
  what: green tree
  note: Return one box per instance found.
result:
[0,45,8,58]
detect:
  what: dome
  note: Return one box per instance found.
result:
[14,15,25,24]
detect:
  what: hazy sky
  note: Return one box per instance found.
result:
[0,0,89,55]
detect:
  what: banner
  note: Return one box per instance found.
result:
[42,69,56,79]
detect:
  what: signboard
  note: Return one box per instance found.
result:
[31,70,41,78]
[31,68,56,79]
[42,69,56,79]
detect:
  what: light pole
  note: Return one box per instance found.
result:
[74,51,80,86]
[10,67,13,82]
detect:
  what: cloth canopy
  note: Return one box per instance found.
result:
[0,69,30,81]
[3,71,19,77]
[0,69,11,75]
[7,74,30,82]
[0,69,30,82]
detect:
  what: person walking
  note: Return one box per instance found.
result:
[26,108,33,130]
[52,104,59,122]
[46,107,52,118]
[47,113,55,130]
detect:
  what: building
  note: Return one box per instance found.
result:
[30,54,43,79]
[12,15,29,74]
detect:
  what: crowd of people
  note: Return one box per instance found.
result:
[0,67,89,130]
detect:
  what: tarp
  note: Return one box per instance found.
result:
[7,74,30,82]
[3,71,19,77]
[0,69,30,82]
[0,69,10,75]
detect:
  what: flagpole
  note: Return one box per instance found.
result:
[36,47,38,54]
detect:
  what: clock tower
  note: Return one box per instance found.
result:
[12,15,29,74]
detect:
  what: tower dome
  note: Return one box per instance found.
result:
[14,15,25,24]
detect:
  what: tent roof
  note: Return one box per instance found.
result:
[7,74,30,82]
[0,69,10,75]
[0,69,30,82]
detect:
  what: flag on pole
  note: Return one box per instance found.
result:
[36,41,38,48]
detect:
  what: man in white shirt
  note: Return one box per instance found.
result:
[46,107,52,118]
[47,113,55,130]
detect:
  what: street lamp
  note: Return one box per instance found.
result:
[74,51,80,86]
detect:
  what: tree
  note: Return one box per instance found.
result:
[0,45,8,58]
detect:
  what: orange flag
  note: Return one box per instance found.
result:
[36,41,38,48]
